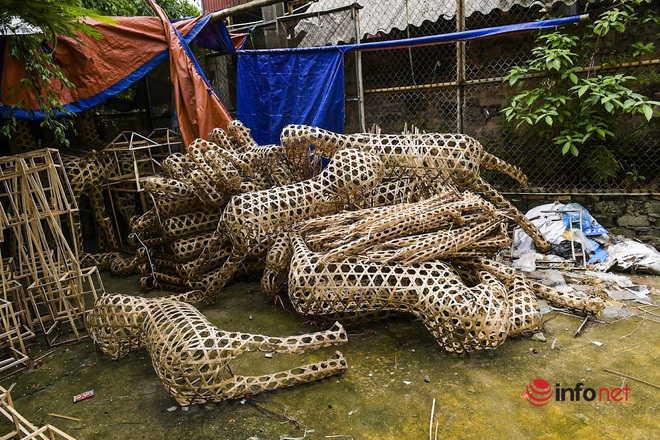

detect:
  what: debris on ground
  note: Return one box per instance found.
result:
[1,385,76,438]
[73,390,94,403]
[512,202,659,310]
[594,240,660,275]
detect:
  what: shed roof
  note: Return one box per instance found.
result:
[296,0,570,46]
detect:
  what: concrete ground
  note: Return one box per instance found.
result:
[0,273,657,439]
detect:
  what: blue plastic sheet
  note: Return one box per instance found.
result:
[589,247,609,264]
[344,15,586,52]
[561,203,609,236]
[235,15,584,145]
[191,19,247,53]
[237,47,345,145]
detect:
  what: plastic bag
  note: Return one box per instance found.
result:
[563,229,599,253]
[513,203,566,254]
[561,203,593,231]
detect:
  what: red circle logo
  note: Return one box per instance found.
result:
[525,379,552,406]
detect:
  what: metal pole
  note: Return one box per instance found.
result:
[353,5,366,132]
[456,0,466,133]
[144,75,154,132]
[209,0,284,21]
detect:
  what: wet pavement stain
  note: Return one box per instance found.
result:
[1,273,657,439]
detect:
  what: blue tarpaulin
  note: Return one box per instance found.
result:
[236,15,585,142]
[345,15,587,52]
[237,47,345,145]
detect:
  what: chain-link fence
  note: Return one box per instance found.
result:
[213,0,659,193]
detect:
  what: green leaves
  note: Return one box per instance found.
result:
[593,8,629,36]
[0,1,99,39]
[641,104,654,120]
[3,36,76,146]
[501,0,658,164]
[631,41,655,58]
[528,33,579,74]
[575,84,589,97]
[504,65,528,86]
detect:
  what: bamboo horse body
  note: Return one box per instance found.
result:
[87,292,348,405]
[280,125,552,252]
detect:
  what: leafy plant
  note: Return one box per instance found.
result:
[583,145,620,184]
[502,0,659,183]
[624,168,646,190]
[0,1,106,146]
[0,1,102,40]
[1,37,77,146]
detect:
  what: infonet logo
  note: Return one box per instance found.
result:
[521,379,630,406]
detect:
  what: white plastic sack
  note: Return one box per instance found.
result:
[513,203,566,255]
[595,240,660,274]
[511,252,537,272]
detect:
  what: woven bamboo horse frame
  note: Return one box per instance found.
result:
[190,148,385,303]
[260,192,603,353]
[284,235,603,354]
[62,151,120,252]
[87,292,348,405]
[288,232,511,353]
[130,148,284,290]
[280,125,552,252]
[64,151,146,277]
[128,121,319,292]
[61,113,130,253]
[129,156,231,290]
[124,140,238,286]
[209,121,298,190]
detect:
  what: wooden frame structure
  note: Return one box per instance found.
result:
[0,254,35,373]
[0,385,75,439]
[0,149,105,347]
[102,130,182,249]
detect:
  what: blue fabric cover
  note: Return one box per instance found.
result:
[561,202,609,236]
[235,15,584,144]
[345,15,585,52]
[190,19,246,53]
[237,47,345,145]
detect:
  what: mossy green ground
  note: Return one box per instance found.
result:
[1,274,657,439]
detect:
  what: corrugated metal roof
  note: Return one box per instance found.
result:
[202,0,256,13]
[296,0,570,46]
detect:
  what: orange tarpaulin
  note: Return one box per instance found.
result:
[147,0,232,145]
[2,16,201,113]
[1,6,241,145]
